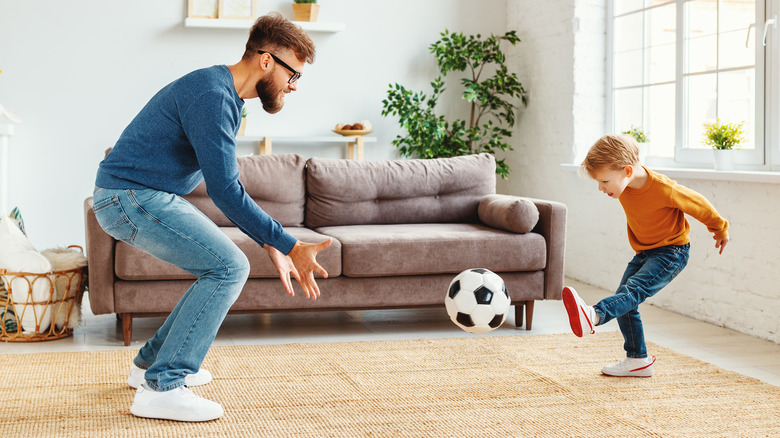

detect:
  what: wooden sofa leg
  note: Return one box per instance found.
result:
[120,313,133,346]
[514,301,535,330]
[515,303,524,328]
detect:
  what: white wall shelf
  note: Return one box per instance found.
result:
[237,135,376,160]
[184,18,345,32]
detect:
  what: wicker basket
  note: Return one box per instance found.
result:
[0,247,87,342]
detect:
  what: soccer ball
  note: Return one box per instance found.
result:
[445,268,510,334]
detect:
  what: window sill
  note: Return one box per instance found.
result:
[560,163,780,184]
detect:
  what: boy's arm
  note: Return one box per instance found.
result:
[671,184,730,253]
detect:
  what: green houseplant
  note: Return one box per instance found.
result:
[622,126,649,143]
[703,119,745,150]
[621,125,649,163]
[381,30,527,179]
[703,119,745,171]
[292,0,318,22]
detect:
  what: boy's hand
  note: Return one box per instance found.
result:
[715,235,729,255]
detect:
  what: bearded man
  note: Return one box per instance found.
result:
[92,13,330,422]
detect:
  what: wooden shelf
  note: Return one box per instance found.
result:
[236,135,376,144]
[184,17,345,32]
[236,135,376,160]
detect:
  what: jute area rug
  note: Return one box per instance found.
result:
[1,332,778,437]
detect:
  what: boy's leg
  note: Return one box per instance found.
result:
[594,244,689,358]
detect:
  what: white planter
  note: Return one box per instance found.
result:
[237,117,246,136]
[712,149,735,171]
[637,142,649,164]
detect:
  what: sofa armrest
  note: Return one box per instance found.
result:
[526,197,567,300]
[83,197,116,314]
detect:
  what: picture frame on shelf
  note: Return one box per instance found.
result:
[218,0,258,19]
[188,0,219,18]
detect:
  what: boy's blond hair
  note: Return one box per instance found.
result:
[580,134,641,177]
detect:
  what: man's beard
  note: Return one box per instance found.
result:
[256,74,284,114]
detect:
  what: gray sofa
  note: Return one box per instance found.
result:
[84,153,566,345]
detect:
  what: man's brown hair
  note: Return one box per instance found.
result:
[243,13,315,63]
[581,134,641,177]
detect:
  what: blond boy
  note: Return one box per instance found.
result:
[564,134,729,377]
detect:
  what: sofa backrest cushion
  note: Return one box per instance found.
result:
[183,153,306,227]
[305,154,496,228]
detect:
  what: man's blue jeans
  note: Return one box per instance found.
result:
[92,187,250,391]
[593,243,690,359]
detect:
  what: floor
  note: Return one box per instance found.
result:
[4,278,780,387]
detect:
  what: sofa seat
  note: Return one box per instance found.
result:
[315,223,546,277]
[114,227,341,280]
[112,272,545,315]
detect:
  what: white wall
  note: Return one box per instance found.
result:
[0,0,506,250]
[503,0,780,344]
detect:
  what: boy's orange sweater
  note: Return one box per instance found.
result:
[619,167,729,253]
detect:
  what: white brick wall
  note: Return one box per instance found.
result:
[503,0,780,344]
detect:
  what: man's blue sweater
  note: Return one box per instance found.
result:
[95,65,297,254]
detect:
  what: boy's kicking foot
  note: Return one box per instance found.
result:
[562,286,598,337]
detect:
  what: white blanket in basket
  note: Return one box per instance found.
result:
[0,218,53,334]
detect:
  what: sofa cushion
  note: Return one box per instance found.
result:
[305,154,496,228]
[315,223,546,278]
[183,154,306,227]
[114,227,341,280]
[478,194,540,234]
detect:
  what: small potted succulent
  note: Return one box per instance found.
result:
[703,119,745,171]
[292,0,319,22]
[621,126,649,163]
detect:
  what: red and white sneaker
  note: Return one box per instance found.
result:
[562,286,597,337]
[601,356,656,377]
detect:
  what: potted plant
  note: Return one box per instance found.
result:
[703,119,745,171]
[381,30,527,179]
[292,0,319,22]
[237,107,247,136]
[621,126,649,163]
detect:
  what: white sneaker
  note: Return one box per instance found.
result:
[562,286,597,337]
[602,356,656,377]
[127,364,213,389]
[130,384,224,422]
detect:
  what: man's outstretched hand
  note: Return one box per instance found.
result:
[264,239,332,300]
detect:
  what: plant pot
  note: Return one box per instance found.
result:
[712,149,735,171]
[637,142,649,164]
[237,117,246,136]
[292,3,319,22]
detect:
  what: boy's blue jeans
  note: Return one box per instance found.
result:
[593,243,690,359]
[92,187,250,391]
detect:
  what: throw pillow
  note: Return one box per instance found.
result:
[478,194,539,234]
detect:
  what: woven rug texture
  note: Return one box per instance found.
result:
[0,332,778,437]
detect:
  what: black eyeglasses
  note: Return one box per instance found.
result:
[257,50,301,84]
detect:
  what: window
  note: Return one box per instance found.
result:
[610,0,779,170]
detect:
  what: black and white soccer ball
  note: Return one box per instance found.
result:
[445,268,510,334]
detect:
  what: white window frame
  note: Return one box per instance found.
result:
[609,0,779,171]
[768,0,780,169]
